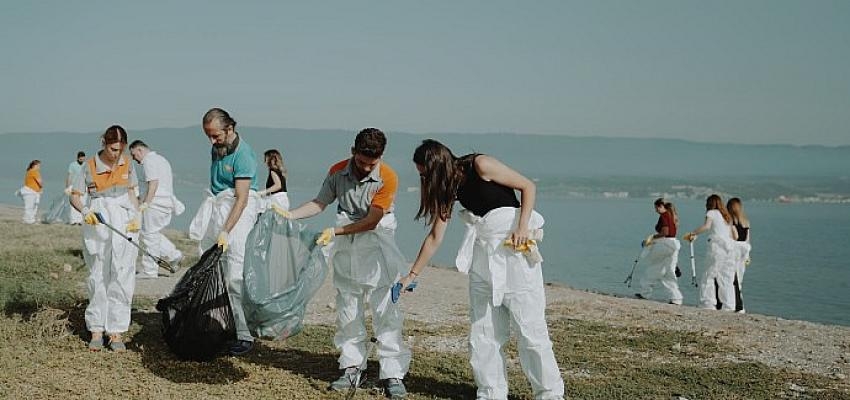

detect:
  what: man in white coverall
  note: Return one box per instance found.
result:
[198,108,262,356]
[286,128,411,399]
[129,140,185,278]
[66,151,87,225]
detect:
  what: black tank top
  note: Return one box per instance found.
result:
[456,155,520,217]
[265,170,287,194]
[734,222,749,242]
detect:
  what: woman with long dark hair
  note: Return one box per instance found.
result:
[684,194,737,311]
[727,197,751,313]
[399,139,564,399]
[635,198,683,305]
[258,149,289,211]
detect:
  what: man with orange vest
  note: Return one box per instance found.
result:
[70,125,142,352]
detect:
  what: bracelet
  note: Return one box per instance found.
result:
[409,270,419,277]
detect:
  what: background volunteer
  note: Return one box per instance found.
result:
[129,140,184,278]
[20,160,43,224]
[66,151,87,225]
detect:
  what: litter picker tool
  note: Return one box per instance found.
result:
[688,239,698,287]
[624,247,646,287]
[345,280,417,400]
[94,212,176,273]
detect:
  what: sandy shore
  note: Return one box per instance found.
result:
[3,203,848,384]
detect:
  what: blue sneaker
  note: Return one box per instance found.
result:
[385,378,407,399]
[229,340,253,356]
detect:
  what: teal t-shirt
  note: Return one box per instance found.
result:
[209,136,259,195]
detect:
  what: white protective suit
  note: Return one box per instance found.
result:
[266,192,290,211]
[731,240,751,307]
[139,195,185,277]
[69,192,87,224]
[637,238,683,304]
[19,186,41,224]
[698,209,736,311]
[456,207,564,400]
[83,194,139,333]
[328,212,411,380]
[189,189,260,342]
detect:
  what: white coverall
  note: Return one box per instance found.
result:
[83,194,139,333]
[139,196,185,277]
[69,192,87,224]
[698,209,736,311]
[267,192,290,211]
[19,186,40,224]
[637,238,683,304]
[190,189,260,342]
[456,207,564,400]
[329,212,411,380]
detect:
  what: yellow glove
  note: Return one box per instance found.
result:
[271,204,292,218]
[217,231,229,252]
[745,257,751,267]
[503,239,537,253]
[316,227,335,246]
[83,209,99,225]
[642,234,654,248]
[683,232,696,242]
[126,217,141,233]
[138,202,149,214]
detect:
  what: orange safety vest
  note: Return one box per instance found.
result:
[88,155,132,193]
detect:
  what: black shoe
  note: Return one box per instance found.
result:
[229,340,254,356]
[675,265,682,278]
[634,293,646,300]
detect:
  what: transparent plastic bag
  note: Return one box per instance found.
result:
[156,245,235,361]
[41,193,71,224]
[243,211,328,340]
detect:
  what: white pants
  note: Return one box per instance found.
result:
[699,238,735,311]
[83,196,138,333]
[468,246,564,400]
[21,187,40,224]
[139,199,181,277]
[459,207,564,400]
[637,238,683,303]
[199,191,260,342]
[330,213,411,379]
[267,192,289,211]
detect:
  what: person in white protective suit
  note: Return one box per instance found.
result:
[19,160,43,224]
[636,198,684,305]
[69,125,142,352]
[684,194,739,311]
[398,140,564,400]
[256,149,290,211]
[726,197,751,313]
[284,128,411,398]
[65,151,88,225]
[129,140,185,278]
[193,108,262,356]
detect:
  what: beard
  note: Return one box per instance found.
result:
[213,143,229,158]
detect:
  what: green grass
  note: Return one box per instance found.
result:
[1,216,848,399]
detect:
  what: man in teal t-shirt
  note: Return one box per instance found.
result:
[201,108,260,356]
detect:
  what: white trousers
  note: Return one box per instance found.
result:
[199,191,260,342]
[139,200,181,277]
[637,238,683,303]
[330,213,411,379]
[699,239,735,311]
[468,246,564,400]
[21,187,40,224]
[83,196,138,333]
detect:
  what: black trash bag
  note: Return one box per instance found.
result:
[155,245,235,361]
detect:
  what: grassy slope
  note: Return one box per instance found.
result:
[1,218,848,400]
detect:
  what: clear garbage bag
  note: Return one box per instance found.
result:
[243,211,328,340]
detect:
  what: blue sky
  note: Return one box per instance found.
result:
[1,1,848,145]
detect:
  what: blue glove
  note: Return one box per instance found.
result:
[391,281,418,304]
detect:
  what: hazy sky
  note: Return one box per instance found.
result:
[1,1,848,145]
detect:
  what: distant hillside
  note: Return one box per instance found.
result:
[3,127,849,205]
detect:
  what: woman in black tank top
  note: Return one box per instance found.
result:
[399,139,565,398]
[259,149,290,210]
[726,197,751,313]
